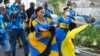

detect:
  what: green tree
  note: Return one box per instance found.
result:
[48,0,67,15]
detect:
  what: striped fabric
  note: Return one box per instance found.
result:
[28,18,59,56]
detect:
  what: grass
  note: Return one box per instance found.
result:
[75,25,100,47]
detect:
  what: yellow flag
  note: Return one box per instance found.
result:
[61,24,88,56]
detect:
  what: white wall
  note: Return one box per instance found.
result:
[74,8,100,20]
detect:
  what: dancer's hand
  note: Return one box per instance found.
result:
[82,23,88,25]
[39,27,47,31]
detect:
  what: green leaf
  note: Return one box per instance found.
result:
[59,0,67,4]
[48,0,67,15]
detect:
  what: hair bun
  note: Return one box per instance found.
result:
[63,7,69,11]
[63,8,66,11]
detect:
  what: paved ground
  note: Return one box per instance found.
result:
[76,51,100,56]
[0,46,100,56]
[0,46,24,56]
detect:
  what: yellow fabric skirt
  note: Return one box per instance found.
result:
[61,24,88,56]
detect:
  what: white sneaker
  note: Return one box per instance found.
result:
[74,48,80,54]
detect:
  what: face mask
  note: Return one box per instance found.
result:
[6,3,10,8]
[15,3,19,6]
[15,2,21,6]
[66,11,70,17]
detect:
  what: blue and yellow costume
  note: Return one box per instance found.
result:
[56,16,88,56]
[56,16,72,48]
[28,18,59,56]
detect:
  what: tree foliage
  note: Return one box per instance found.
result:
[48,0,67,15]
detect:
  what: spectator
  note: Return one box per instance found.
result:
[9,0,29,56]
[4,0,12,16]
[0,4,11,56]
[26,2,35,33]
[43,2,52,17]
[26,2,35,19]
[67,0,72,6]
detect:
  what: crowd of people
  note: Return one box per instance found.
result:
[0,0,88,56]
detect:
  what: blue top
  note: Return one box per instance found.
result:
[58,16,72,24]
[11,11,25,29]
[67,10,75,17]
[6,4,12,17]
[10,3,25,29]
[0,13,5,29]
[30,13,35,20]
[6,8,12,17]
[33,18,50,32]
[10,3,20,13]
[44,8,52,15]
[58,16,72,29]
[32,18,51,40]
[69,9,75,16]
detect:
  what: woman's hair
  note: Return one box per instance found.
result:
[63,7,69,11]
[35,7,43,17]
[63,7,69,14]
[4,0,9,4]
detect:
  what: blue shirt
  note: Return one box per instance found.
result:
[10,3,20,13]
[30,13,35,20]
[11,11,24,29]
[6,8,12,17]
[10,3,25,29]
[69,10,75,17]
[58,16,72,24]
[44,8,52,15]
[0,13,5,29]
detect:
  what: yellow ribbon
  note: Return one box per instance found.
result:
[61,24,88,56]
